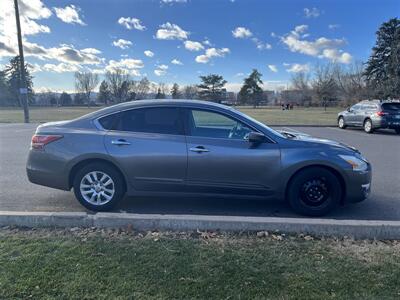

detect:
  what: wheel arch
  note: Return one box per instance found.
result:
[284,164,346,205]
[68,158,127,193]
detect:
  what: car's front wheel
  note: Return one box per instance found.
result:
[338,117,346,129]
[287,167,341,216]
[73,162,125,211]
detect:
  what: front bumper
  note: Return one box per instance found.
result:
[343,166,372,203]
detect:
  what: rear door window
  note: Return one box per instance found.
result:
[100,107,183,135]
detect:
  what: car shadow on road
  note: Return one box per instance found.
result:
[344,127,398,136]
[115,196,294,218]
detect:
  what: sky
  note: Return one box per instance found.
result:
[0,0,398,93]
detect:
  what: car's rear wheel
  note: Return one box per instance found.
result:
[73,163,125,211]
[287,167,341,216]
[338,117,346,129]
[395,128,400,134]
[363,119,374,133]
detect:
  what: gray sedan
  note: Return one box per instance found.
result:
[27,100,372,216]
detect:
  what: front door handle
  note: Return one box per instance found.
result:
[189,146,209,153]
[111,139,131,146]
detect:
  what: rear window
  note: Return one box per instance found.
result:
[98,113,120,130]
[382,103,400,111]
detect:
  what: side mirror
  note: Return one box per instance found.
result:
[248,132,267,144]
[347,107,351,112]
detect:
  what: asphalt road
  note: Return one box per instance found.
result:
[0,123,399,220]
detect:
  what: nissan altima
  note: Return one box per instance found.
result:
[27,100,372,216]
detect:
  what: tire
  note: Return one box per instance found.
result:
[73,162,125,211]
[395,128,400,134]
[363,119,374,133]
[287,167,341,217]
[338,117,346,129]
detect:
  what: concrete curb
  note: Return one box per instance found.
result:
[1,211,400,239]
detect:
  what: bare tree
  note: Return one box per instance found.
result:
[74,71,99,106]
[333,61,370,106]
[312,64,338,110]
[135,77,150,100]
[290,71,312,106]
[183,85,198,99]
[105,68,130,103]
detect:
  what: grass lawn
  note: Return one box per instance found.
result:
[0,105,342,125]
[1,228,399,299]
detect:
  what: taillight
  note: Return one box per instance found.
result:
[31,135,63,150]
[376,111,388,117]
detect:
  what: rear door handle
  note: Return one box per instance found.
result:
[189,146,209,153]
[111,139,131,146]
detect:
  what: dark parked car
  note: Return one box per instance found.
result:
[27,100,371,216]
[338,100,400,133]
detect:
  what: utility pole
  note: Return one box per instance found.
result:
[14,0,29,123]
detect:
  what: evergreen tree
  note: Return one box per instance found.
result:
[4,56,34,106]
[0,70,11,106]
[197,74,227,103]
[171,83,181,99]
[59,92,72,106]
[364,18,400,99]
[73,93,85,105]
[238,69,263,108]
[97,80,111,105]
[155,87,166,99]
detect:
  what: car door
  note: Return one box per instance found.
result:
[102,106,187,192]
[354,104,367,125]
[183,108,281,197]
[346,104,361,125]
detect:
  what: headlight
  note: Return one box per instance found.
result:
[338,155,368,171]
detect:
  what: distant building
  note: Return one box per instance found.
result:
[279,89,303,105]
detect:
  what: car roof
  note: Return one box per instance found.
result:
[75,99,234,121]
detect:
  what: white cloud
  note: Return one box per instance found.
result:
[195,47,230,64]
[321,49,352,64]
[284,63,310,73]
[118,17,146,30]
[144,50,154,57]
[0,0,52,52]
[171,58,183,65]
[304,7,320,18]
[105,58,144,76]
[81,48,101,55]
[328,24,340,30]
[158,64,168,70]
[232,27,253,38]
[252,38,272,50]
[268,65,278,72]
[156,22,189,40]
[54,5,86,25]
[161,0,187,3]
[203,39,212,46]
[184,40,204,51]
[281,25,352,64]
[154,64,168,76]
[42,63,80,73]
[112,39,133,49]
[154,69,166,76]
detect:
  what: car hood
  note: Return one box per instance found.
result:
[278,129,359,153]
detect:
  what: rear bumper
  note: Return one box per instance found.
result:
[372,118,400,129]
[343,166,372,203]
[26,150,70,191]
